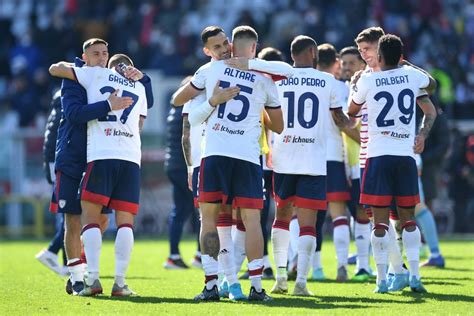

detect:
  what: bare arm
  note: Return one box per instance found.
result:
[331,108,356,130]
[171,82,201,107]
[139,116,145,133]
[348,101,362,118]
[49,62,76,80]
[342,126,360,144]
[265,108,284,134]
[413,96,437,154]
[263,109,282,133]
[181,115,192,167]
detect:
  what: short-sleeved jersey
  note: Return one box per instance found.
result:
[197,61,280,165]
[352,66,429,159]
[272,68,343,176]
[326,79,350,162]
[73,66,147,166]
[182,92,207,168]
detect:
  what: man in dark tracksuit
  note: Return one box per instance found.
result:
[164,105,201,269]
[35,89,68,276]
[51,41,154,295]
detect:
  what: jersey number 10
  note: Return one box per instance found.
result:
[283,91,319,129]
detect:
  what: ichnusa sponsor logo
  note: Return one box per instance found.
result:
[211,123,244,135]
[282,135,315,144]
[380,131,410,139]
[104,128,134,138]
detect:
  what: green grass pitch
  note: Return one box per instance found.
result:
[1,239,473,315]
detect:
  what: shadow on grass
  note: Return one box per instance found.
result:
[423,276,473,282]
[441,267,474,273]
[401,291,474,304]
[100,275,161,281]
[92,295,372,310]
[422,280,463,286]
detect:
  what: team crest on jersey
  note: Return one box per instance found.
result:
[59,200,66,209]
[283,135,292,143]
[104,128,112,136]
[212,123,221,131]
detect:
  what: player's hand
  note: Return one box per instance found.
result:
[124,66,143,81]
[413,134,425,154]
[224,57,250,70]
[265,152,273,169]
[209,80,240,107]
[187,171,193,191]
[108,89,133,110]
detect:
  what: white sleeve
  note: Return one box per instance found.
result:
[351,76,368,105]
[417,89,428,98]
[73,66,96,89]
[263,79,280,109]
[330,79,345,110]
[182,101,190,115]
[188,100,216,126]
[249,59,295,78]
[190,66,207,91]
[413,68,430,90]
[140,99,147,117]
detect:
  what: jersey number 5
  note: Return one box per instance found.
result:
[217,80,252,122]
[98,86,139,124]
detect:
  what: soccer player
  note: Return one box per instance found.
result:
[173,25,293,301]
[270,35,354,296]
[49,53,148,296]
[353,27,439,291]
[317,43,352,282]
[349,34,437,293]
[340,46,372,281]
[190,26,284,302]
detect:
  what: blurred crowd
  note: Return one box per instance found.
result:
[0,0,473,130]
[0,0,473,230]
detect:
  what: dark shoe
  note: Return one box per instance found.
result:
[194,285,220,302]
[164,257,189,269]
[248,286,273,301]
[66,278,73,295]
[262,267,275,280]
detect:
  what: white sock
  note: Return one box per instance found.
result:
[288,217,299,264]
[271,220,290,279]
[82,224,101,285]
[388,222,404,274]
[232,222,246,274]
[354,221,370,271]
[312,251,322,271]
[201,254,218,290]
[371,226,389,284]
[67,258,84,284]
[296,229,316,285]
[402,225,421,280]
[217,225,237,285]
[263,255,271,270]
[333,216,350,268]
[248,258,263,292]
[114,225,134,287]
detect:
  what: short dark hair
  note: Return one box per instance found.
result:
[317,43,337,69]
[340,46,364,62]
[378,34,403,66]
[232,25,258,42]
[290,35,317,56]
[201,26,224,45]
[82,38,108,52]
[258,47,284,61]
[355,27,385,44]
[108,54,134,68]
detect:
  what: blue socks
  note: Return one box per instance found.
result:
[415,208,440,256]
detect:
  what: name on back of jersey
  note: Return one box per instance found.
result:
[224,67,255,82]
[108,73,136,88]
[375,75,409,87]
[278,77,326,87]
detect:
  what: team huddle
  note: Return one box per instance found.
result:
[46,24,444,301]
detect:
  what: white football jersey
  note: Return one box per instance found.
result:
[272,68,343,175]
[195,60,280,165]
[326,79,350,162]
[352,66,429,159]
[73,66,147,165]
[182,92,207,168]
